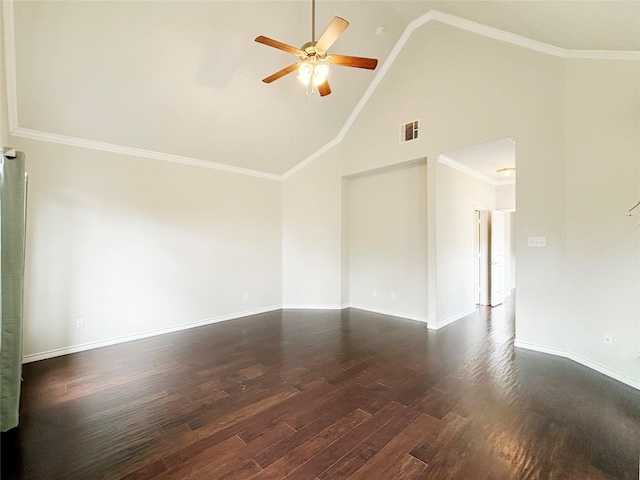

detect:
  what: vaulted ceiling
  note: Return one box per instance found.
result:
[6,1,640,177]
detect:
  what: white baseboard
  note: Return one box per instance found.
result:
[428,307,477,331]
[22,305,282,364]
[23,304,639,394]
[281,304,347,310]
[348,304,428,324]
[514,340,640,391]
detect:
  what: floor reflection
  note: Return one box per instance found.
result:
[5,296,639,479]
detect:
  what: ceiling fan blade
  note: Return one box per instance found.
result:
[262,63,299,83]
[318,80,331,97]
[315,17,349,52]
[328,54,378,70]
[255,36,304,56]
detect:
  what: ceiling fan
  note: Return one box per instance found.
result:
[255,0,378,97]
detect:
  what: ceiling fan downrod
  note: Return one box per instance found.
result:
[312,0,316,42]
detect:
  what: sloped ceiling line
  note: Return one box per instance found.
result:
[430,10,640,61]
[3,3,639,182]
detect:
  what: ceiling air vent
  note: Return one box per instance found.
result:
[400,120,419,144]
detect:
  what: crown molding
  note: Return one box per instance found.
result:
[4,2,638,180]
[11,128,282,181]
[430,10,568,58]
[438,154,515,187]
[283,9,639,179]
[566,50,640,60]
[280,12,438,180]
[338,12,433,143]
[281,136,340,180]
[429,11,640,61]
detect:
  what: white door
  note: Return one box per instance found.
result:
[490,210,505,307]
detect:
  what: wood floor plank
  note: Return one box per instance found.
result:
[380,453,427,480]
[157,379,329,469]
[187,386,301,433]
[210,459,262,480]
[196,422,294,479]
[252,388,373,469]
[317,406,424,480]
[283,382,371,431]
[163,435,246,479]
[418,421,485,479]
[413,387,457,420]
[234,380,333,442]
[347,412,440,480]
[161,388,299,470]
[282,401,406,479]
[119,459,169,480]
[3,299,639,480]
[409,411,467,464]
[249,409,370,479]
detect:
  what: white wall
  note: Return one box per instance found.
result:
[564,59,640,384]
[503,212,515,294]
[436,161,495,324]
[281,148,343,308]
[347,163,428,320]
[510,213,516,291]
[496,184,515,211]
[5,7,639,388]
[284,21,639,386]
[341,21,567,346]
[13,137,282,359]
[340,177,350,306]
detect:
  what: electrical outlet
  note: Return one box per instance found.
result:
[391,292,396,300]
[243,292,249,301]
[372,290,377,298]
[76,318,85,329]
[603,332,613,347]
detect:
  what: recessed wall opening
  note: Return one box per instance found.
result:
[344,159,429,322]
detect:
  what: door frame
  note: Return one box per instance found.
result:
[489,209,506,307]
[473,206,490,306]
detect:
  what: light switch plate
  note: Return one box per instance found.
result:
[528,237,547,247]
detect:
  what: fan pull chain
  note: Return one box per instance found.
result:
[304,82,316,97]
[311,69,316,96]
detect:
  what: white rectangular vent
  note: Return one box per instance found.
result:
[400,120,419,143]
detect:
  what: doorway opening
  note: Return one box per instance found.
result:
[438,137,516,312]
[474,207,489,305]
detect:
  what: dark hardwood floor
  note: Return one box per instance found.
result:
[2,297,639,479]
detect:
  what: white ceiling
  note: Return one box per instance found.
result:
[8,1,640,176]
[444,138,516,184]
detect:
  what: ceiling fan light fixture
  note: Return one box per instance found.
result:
[297,62,314,85]
[497,168,516,177]
[313,62,329,85]
[297,59,329,86]
[255,0,378,96]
